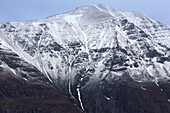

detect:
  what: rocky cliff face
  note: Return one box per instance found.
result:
[0,4,170,113]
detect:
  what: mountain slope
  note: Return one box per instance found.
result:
[0,4,170,113]
[0,38,82,113]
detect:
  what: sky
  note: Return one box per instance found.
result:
[0,0,170,26]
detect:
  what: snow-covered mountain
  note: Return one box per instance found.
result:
[0,4,170,113]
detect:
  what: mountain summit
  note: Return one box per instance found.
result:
[0,4,170,113]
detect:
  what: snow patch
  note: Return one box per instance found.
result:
[64,14,82,25]
[105,96,111,100]
[141,87,147,90]
[168,99,170,103]
[77,88,85,111]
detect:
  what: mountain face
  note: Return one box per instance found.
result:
[0,4,170,113]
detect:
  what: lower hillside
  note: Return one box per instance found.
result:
[0,75,82,113]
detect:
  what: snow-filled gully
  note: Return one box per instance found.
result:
[64,14,87,111]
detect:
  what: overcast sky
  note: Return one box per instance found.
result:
[0,0,170,25]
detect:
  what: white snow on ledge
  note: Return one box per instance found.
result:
[141,87,147,90]
[105,95,111,100]
[64,14,82,25]
[168,99,170,103]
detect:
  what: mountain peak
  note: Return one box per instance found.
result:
[75,4,118,15]
[0,4,170,113]
[46,4,125,25]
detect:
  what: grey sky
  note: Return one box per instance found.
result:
[0,0,170,25]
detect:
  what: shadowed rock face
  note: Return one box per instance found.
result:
[0,75,170,113]
[81,81,170,113]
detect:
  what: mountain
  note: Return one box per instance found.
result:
[0,4,170,113]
